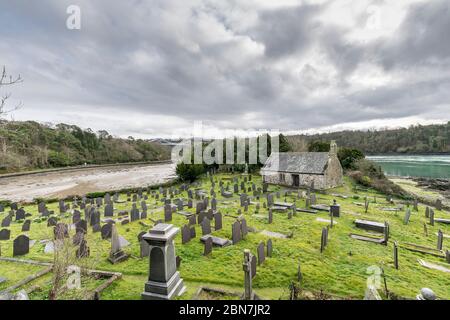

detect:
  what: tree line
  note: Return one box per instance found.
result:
[286,122,450,154]
[0,120,170,172]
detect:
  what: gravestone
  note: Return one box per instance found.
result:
[101,223,113,240]
[211,198,217,211]
[267,239,273,257]
[1,216,11,228]
[201,218,212,236]
[138,231,150,258]
[73,232,84,246]
[429,209,435,226]
[75,219,87,234]
[214,212,222,231]
[21,220,31,232]
[251,255,257,279]
[141,224,186,300]
[108,224,129,264]
[11,203,18,211]
[190,226,196,239]
[47,217,58,227]
[232,221,241,244]
[104,203,114,217]
[330,200,340,217]
[257,242,265,265]
[393,241,399,269]
[13,235,30,256]
[320,228,328,253]
[15,208,25,221]
[54,223,69,239]
[181,224,191,244]
[437,230,444,251]
[203,236,213,256]
[425,206,430,218]
[403,209,411,225]
[164,204,172,222]
[131,206,140,222]
[72,210,81,224]
[90,210,100,226]
[240,219,248,238]
[188,215,196,226]
[0,228,11,240]
[268,209,273,224]
[243,250,253,300]
[59,200,66,213]
[76,239,90,258]
[435,199,443,211]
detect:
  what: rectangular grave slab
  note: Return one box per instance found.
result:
[354,219,386,233]
[200,235,232,247]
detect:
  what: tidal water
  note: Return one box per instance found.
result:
[367,155,450,179]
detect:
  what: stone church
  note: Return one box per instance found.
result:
[261,141,343,190]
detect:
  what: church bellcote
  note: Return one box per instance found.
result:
[329,140,338,156]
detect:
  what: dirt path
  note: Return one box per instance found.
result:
[0,163,176,202]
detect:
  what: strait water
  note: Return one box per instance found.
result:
[367,155,450,179]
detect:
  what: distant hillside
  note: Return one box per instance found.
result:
[286,122,450,154]
[0,121,171,172]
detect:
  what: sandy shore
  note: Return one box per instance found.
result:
[0,163,176,202]
[389,177,449,207]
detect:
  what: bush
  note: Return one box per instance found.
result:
[338,148,365,170]
[176,163,206,182]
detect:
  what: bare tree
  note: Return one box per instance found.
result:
[0,66,23,117]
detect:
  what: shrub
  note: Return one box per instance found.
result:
[176,163,206,182]
[337,148,365,170]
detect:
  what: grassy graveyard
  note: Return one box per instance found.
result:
[0,174,449,300]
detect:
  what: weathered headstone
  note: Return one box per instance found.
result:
[164,204,172,222]
[1,214,11,227]
[214,212,222,231]
[240,218,248,238]
[404,209,411,225]
[21,220,31,232]
[75,219,87,234]
[0,228,11,240]
[101,223,113,240]
[54,223,69,239]
[201,218,212,236]
[257,242,265,265]
[251,255,257,279]
[108,224,129,264]
[138,231,150,258]
[267,239,273,257]
[393,241,399,269]
[15,208,25,221]
[76,239,90,258]
[13,235,29,256]
[203,236,213,256]
[104,203,114,217]
[437,230,444,251]
[232,221,241,244]
[181,224,191,244]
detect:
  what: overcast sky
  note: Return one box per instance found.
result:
[1,0,449,138]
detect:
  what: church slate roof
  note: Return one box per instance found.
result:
[262,152,330,175]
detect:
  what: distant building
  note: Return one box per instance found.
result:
[261,141,343,190]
